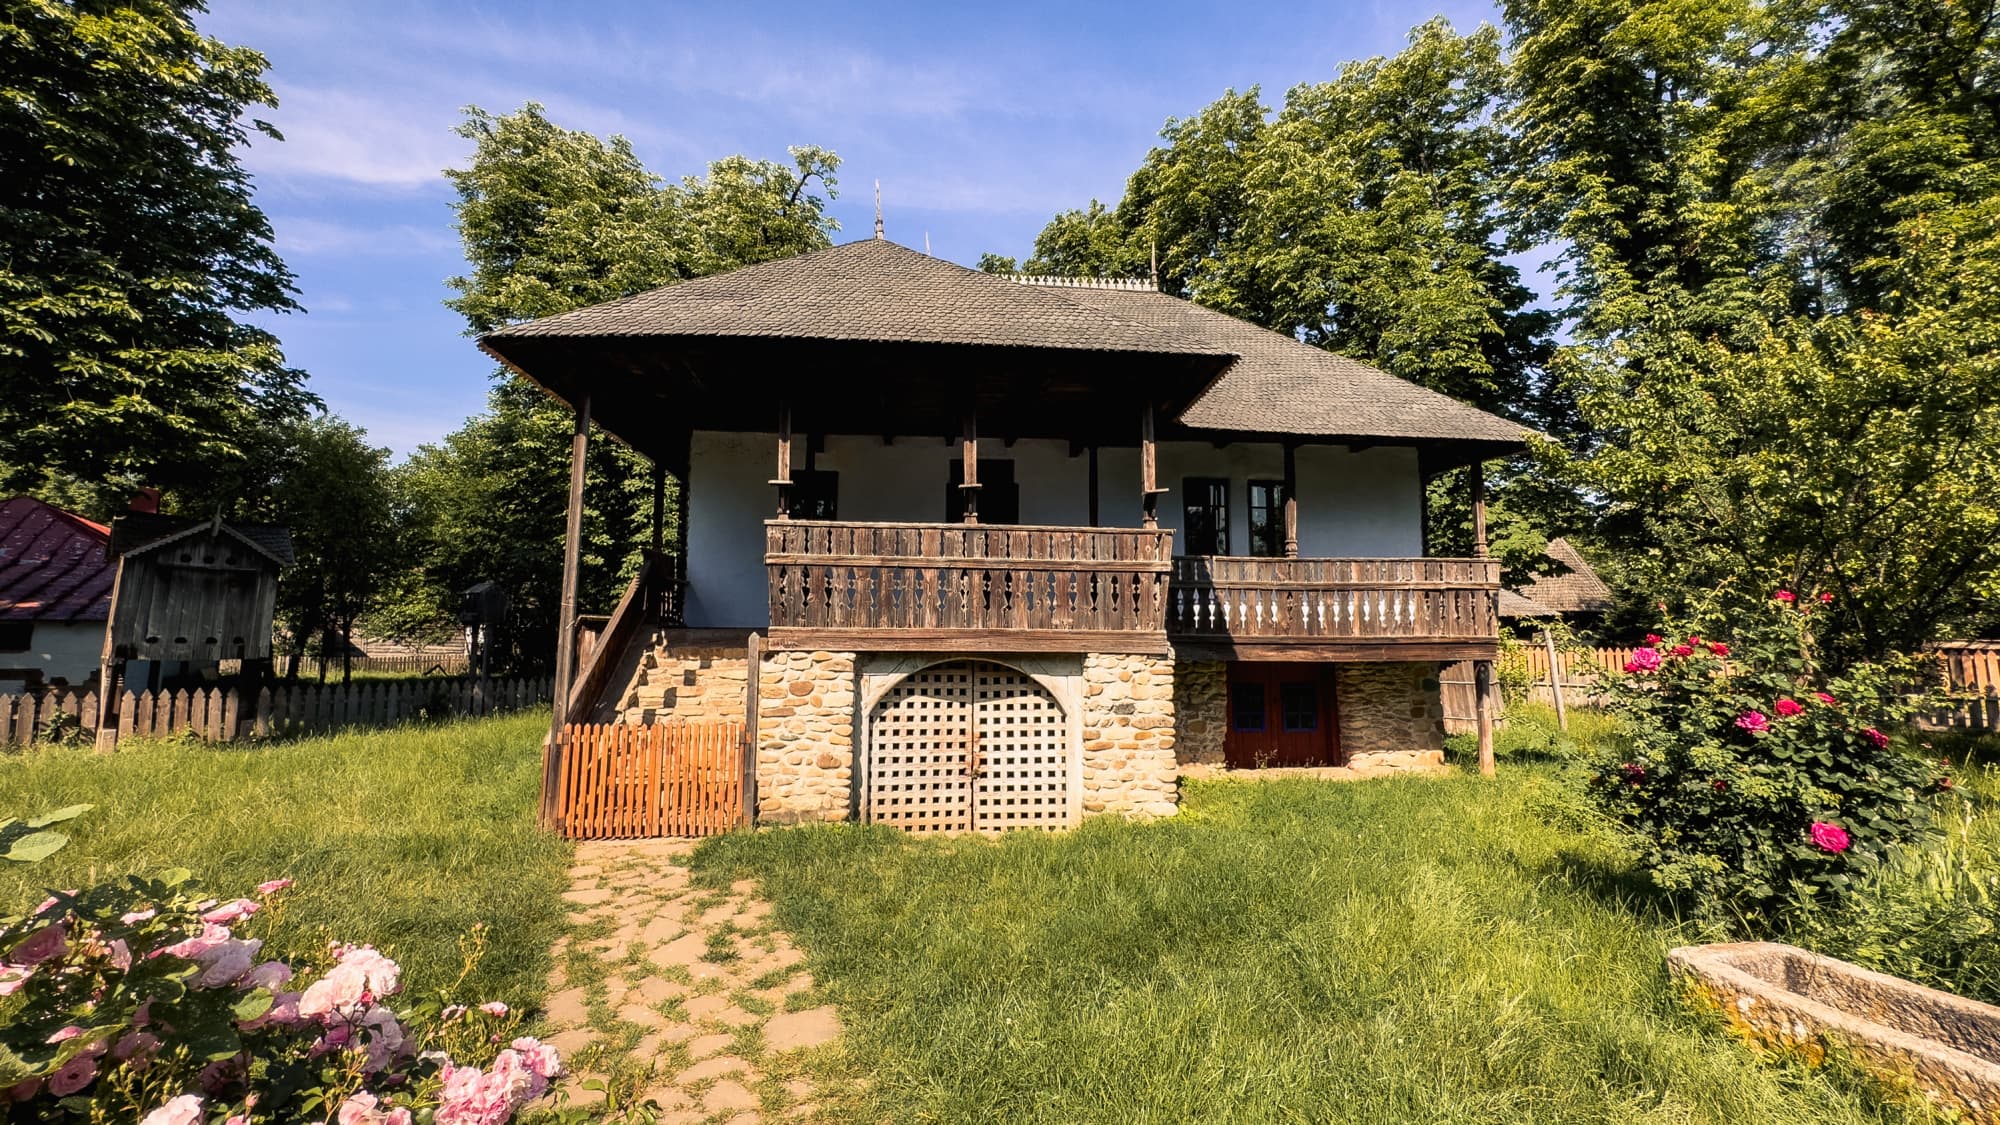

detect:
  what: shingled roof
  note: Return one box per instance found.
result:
[484,239,1219,355]
[1041,284,1530,444]
[479,238,1532,452]
[0,497,113,623]
[1503,538,1615,617]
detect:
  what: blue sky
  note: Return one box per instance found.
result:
[201,0,1504,457]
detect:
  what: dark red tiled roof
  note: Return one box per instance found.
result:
[0,497,114,623]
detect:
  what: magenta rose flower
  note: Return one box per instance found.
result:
[1809,821,1851,854]
[1708,642,1730,656]
[1862,727,1889,749]
[1624,648,1663,674]
[1645,633,1663,645]
[1814,691,1838,706]
[1669,643,1695,658]
[1774,698,1803,718]
[1775,589,1797,602]
[1735,711,1770,734]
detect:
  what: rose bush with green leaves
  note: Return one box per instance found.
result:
[1585,592,1944,927]
[0,872,559,1124]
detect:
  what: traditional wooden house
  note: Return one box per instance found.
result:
[1499,537,1615,625]
[481,238,1527,832]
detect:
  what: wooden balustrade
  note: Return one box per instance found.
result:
[765,520,1176,652]
[1168,556,1501,659]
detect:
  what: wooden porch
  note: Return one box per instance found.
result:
[756,520,1501,660]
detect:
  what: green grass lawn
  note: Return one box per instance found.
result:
[694,763,1947,1124]
[0,711,569,1006]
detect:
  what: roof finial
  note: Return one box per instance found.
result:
[874,180,884,240]
[924,231,931,255]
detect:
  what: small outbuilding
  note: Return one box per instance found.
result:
[103,512,293,670]
[0,497,115,689]
[1501,538,1615,622]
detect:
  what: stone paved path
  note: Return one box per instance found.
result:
[540,840,846,1123]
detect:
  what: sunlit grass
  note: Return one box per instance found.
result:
[695,762,1943,1123]
[0,711,568,1005]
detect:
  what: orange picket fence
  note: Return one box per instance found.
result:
[551,720,746,839]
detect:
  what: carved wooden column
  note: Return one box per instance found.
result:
[1282,439,1299,558]
[770,399,793,519]
[960,408,980,524]
[550,393,592,777]
[649,461,666,554]
[1470,459,1489,558]
[1087,445,1100,528]
[1474,657,1496,777]
[1140,402,1165,528]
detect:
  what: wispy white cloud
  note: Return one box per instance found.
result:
[273,216,457,257]
[244,84,470,188]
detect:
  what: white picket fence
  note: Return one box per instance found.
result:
[0,675,552,748]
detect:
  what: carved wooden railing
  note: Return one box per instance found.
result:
[1167,556,1501,644]
[765,521,1175,644]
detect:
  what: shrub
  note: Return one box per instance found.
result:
[0,872,560,1124]
[1583,590,1943,927]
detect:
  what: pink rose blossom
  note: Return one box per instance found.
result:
[121,908,158,925]
[7,1079,41,1102]
[244,960,293,990]
[192,936,262,989]
[1708,642,1730,656]
[201,899,261,926]
[159,923,231,963]
[1862,727,1890,749]
[139,1094,204,1125]
[1810,821,1852,854]
[46,1025,83,1044]
[359,1005,407,1073]
[479,1001,508,1017]
[1645,633,1663,645]
[113,1031,161,1066]
[107,938,132,971]
[256,878,293,895]
[1735,711,1770,734]
[338,1090,412,1125]
[47,1051,98,1096]
[1669,644,1695,658]
[1815,691,1838,706]
[1775,589,1796,602]
[511,1036,562,1081]
[1774,698,1804,718]
[1624,648,1663,674]
[299,964,368,1019]
[12,924,66,966]
[0,965,31,996]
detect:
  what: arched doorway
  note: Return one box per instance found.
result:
[865,659,1074,833]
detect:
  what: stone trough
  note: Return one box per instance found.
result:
[1669,942,2000,1122]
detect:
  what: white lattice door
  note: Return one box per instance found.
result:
[866,661,1074,833]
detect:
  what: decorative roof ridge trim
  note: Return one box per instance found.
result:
[1005,273,1157,292]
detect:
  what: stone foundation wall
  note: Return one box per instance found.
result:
[754,650,856,824]
[1081,654,1179,817]
[1173,660,1226,766]
[1335,661,1445,771]
[619,643,748,724]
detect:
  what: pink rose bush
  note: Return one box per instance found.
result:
[1586,593,1937,926]
[0,875,558,1124]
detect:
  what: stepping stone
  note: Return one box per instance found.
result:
[675,1054,747,1083]
[763,1006,841,1052]
[544,988,589,1027]
[654,932,708,965]
[563,887,612,905]
[632,976,686,1005]
[702,1079,758,1115]
[685,1032,733,1059]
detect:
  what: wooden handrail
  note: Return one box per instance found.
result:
[566,555,674,719]
[1168,555,1501,642]
[766,521,1174,636]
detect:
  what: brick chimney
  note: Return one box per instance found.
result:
[129,487,160,514]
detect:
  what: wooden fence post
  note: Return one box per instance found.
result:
[1542,628,1569,731]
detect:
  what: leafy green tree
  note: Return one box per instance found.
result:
[0,0,315,514]
[408,105,839,669]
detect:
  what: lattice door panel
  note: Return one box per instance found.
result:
[972,665,1074,831]
[866,666,974,833]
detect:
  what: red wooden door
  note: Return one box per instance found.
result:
[1223,664,1340,769]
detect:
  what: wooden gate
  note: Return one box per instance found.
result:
[866,660,1074,833]
[552,720,744,839]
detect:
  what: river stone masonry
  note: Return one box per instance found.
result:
[1335,661,1446,771]
[1172,659,1226,766]
[1081,653,1179,817]
[755,649,856,824]
[618,637,748,724]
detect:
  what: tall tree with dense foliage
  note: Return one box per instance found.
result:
[1506,0,2000,659]
[410,105,838,669]
[0,0,314,514]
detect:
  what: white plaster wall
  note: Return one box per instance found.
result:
[0,622,104,687]
[685,431,1423,629]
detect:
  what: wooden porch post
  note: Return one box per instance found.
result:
[1140,402,1163,528]
[649,461,666,554]
[1470,459,1489,558]
[1474,657,1496,777]
[771,399,793,519]
[551,393,591,750]
[1087,445,1100,528]
[960,408,980,524]
[1282,439,1300,558]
